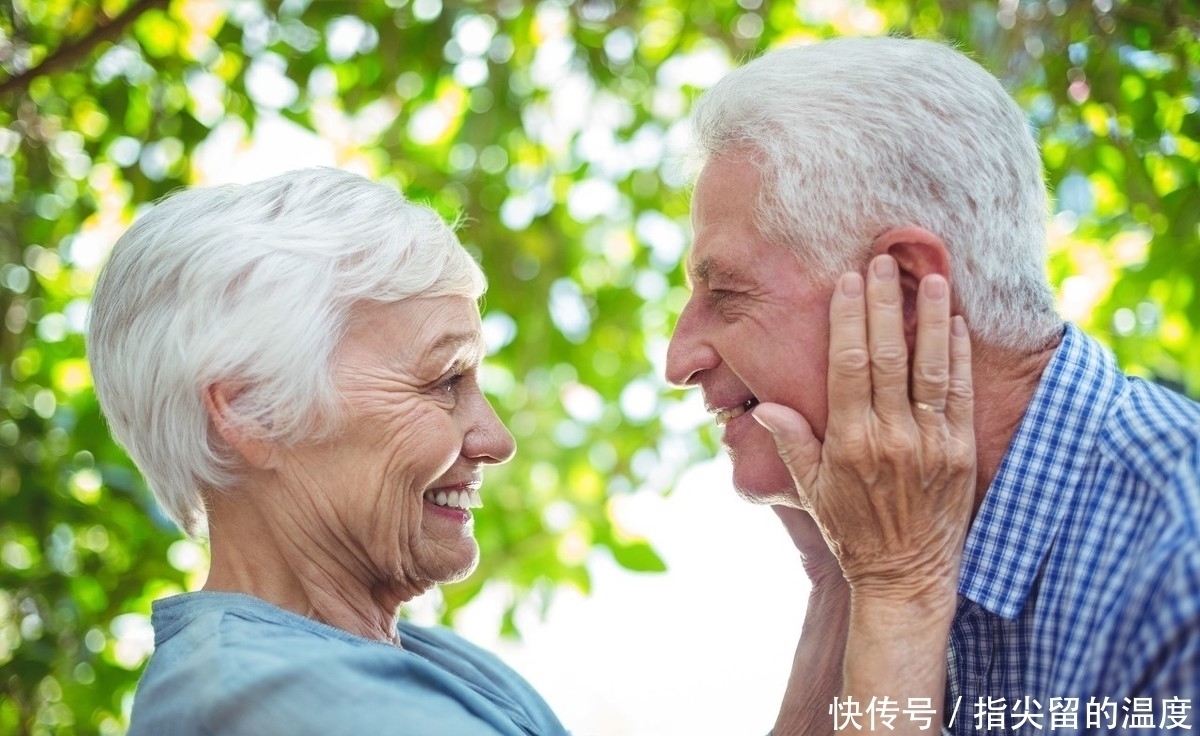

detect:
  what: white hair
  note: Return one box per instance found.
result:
[688,36,1062,351]
[86,168,486,536]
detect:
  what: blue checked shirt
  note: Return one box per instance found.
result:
[946,324,1200,734]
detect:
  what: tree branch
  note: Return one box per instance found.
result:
[0,0,170,98]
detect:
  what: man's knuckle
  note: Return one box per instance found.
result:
[914,361,949,388]
[948,378,975,403]
[878,433,915,459]
[870,342,907,369]
[832,345,871,372]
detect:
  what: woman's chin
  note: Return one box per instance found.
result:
[441,551,480,584]
[413,539,480,587]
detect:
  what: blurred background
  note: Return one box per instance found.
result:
[2,0,1198,733]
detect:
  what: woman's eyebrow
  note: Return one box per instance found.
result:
[423,330,483,362]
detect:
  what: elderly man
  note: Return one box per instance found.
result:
[668,37,1200,734]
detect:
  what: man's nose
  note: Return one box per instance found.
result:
[665,300,718,388]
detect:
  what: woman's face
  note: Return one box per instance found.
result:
[275,295,515,597]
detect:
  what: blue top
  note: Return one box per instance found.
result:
[947,324,1200,732]
[128,591,570,736]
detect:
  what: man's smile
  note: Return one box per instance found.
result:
[713,396,760,426]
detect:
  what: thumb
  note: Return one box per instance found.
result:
[752,402,821,499]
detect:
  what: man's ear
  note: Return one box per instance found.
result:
[202,383,278,470]
[869,226,952,348]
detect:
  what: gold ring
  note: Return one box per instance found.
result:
[912,400,946,414]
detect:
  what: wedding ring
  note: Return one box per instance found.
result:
[912,400,946,414]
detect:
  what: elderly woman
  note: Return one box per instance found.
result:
[89,166,974,735]
[88,168,568,735]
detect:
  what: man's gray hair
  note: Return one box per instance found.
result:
[87,168,486,536]
[688,36,1062,351]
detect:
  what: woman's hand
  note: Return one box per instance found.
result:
[767,254,975,735]
[754,253,976,607]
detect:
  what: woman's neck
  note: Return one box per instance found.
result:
[201,482,422,646]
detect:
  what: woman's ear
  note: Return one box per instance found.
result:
[202,383,278,470]
[869,226,952,351]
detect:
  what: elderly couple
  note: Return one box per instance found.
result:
[89,38,1200,735]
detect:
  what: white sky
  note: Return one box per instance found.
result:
[454,455,809,736]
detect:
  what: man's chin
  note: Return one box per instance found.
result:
[725,437,800,506]
[730,473,802,507]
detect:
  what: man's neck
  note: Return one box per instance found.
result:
[969,332,1063,513]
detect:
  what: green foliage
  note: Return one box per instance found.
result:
[1,0,1197,732]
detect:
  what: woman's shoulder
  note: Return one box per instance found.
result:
[128,592,569,736]
[396,620,570,736]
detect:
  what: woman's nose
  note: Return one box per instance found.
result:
[466,396,516,465]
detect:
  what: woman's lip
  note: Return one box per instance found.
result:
[423,487,483,510]
[423,501,472,522]
[429,482,479,492]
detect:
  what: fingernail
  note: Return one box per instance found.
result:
[952,315,967,337]
[925,275,946,301]
[873,256,896,280]
[841,272,863,297]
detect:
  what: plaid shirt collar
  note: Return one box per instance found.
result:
[957,323,1124,619]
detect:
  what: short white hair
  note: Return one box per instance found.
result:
[87,168,486,535]
[689,36,1062,351]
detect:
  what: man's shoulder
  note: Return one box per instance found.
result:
[1100,375,1200,504]
[1113,374,1200,439]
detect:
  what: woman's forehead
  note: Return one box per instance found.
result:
[341,297,484,367]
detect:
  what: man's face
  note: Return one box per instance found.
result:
[665,154,836,506]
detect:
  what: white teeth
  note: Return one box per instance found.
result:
[715,398,758,427]
[423,488,483,510]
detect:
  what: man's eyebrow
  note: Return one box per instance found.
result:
[689,256,737,286]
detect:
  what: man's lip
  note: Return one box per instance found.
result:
[704,392,757,414]
[713,397,760,426]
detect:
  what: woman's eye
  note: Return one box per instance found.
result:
[437,374,464,393]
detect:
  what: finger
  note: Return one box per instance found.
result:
[865,255,910,417]
[826,272,871,422]
[910,274,951,421]
[772,505,825,547]
[752,402,821,504]
[945,315,975,437]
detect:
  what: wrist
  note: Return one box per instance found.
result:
[846,564,961,616]
[841,592,956,715]
[803,557,849,591]
[848,585,958,645]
